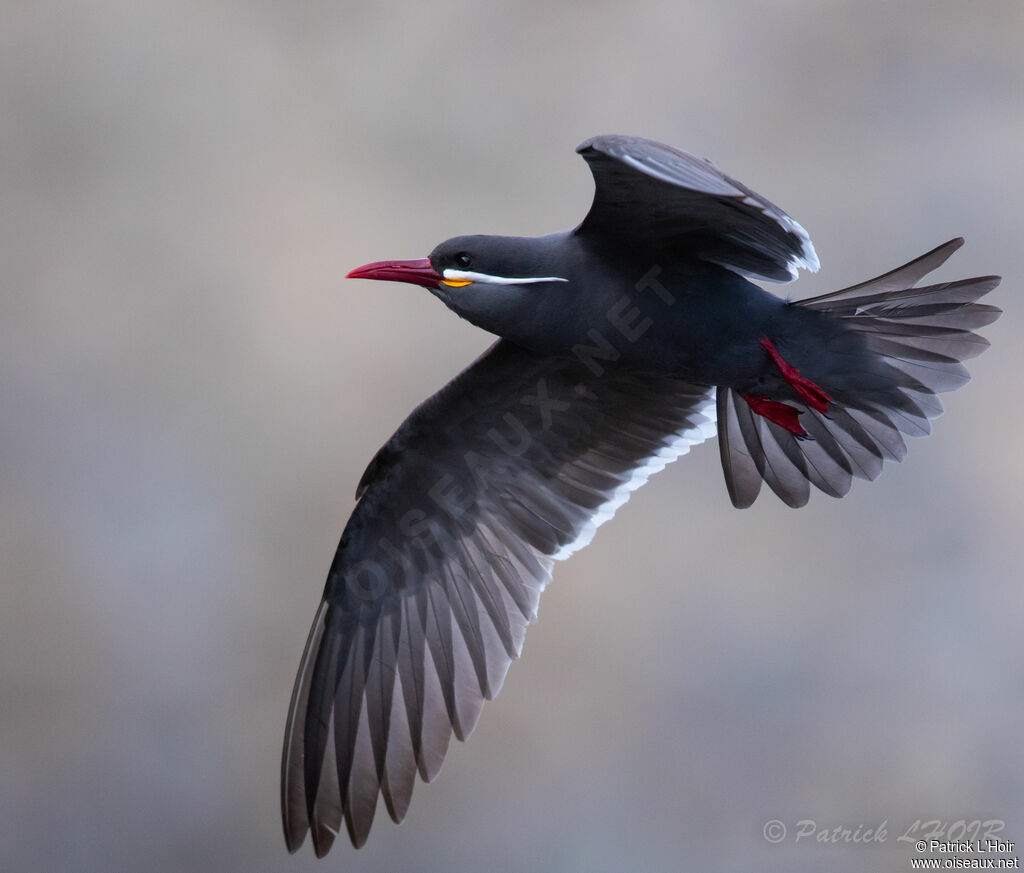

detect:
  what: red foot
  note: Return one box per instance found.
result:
[759,338,832,414]
[742,394,807,437]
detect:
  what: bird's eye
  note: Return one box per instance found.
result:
[455,253,472,269]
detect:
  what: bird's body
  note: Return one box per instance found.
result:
[281,136,1001,855]
[432,231,855,393]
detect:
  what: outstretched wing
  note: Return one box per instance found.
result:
[282,339,717,855]
[575,135,819,282]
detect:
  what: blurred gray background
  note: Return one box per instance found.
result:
[2,2,1022,872]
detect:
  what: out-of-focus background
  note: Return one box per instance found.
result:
[2,2,1022,871]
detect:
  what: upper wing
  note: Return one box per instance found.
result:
[281,339,717,855]
[574,135,819,282]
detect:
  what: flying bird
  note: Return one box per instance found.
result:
[281,135,1001,855]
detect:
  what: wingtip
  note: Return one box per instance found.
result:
[789,246,820,280]
[346,818,371,850]
[576,133,634,155]
[576,134,610,155]
[311,824,338,858]
[801,239,821,274]
[776,212,819,277]
[282,828,305,855]
[382,779,415,824]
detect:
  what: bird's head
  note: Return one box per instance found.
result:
[346,234,573,340]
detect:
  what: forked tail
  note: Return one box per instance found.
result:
[717,238,1001,507]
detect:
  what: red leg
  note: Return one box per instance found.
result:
[742,394,808,437]
[759,338,832,414]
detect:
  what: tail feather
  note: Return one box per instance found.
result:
[798,237,964,305]
[718,389,767,508]
[718,239,1001,508]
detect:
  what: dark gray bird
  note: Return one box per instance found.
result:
[281,135,1001,854]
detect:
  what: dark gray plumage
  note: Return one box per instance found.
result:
[282,345,716,853]
[717,239,1000,507]
[576,135,819,281]
[282,135,1000,854]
